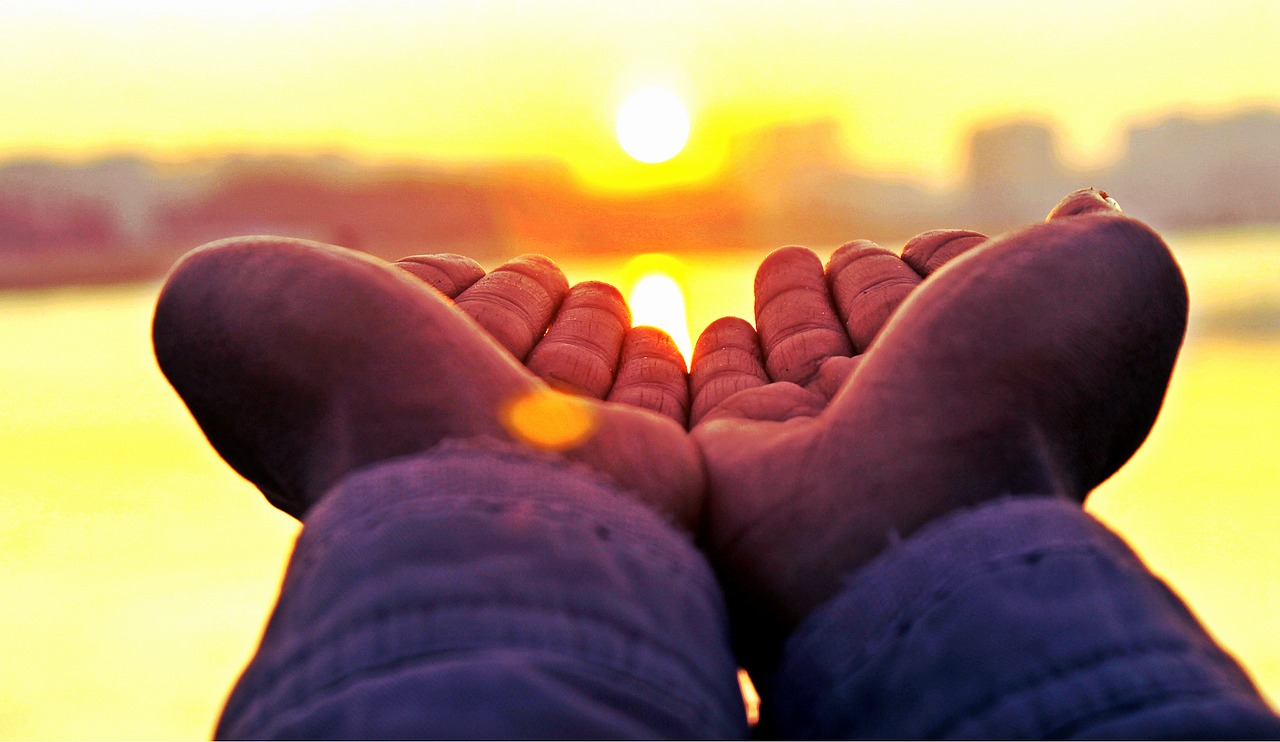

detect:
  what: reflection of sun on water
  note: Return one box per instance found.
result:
[622,254,695,364]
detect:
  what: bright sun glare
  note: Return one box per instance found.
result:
[623,254,694,364]
[615,86,691,164]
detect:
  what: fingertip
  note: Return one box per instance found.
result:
[625,325,687,372]
[811,354,862,400]
[608,326,690,425]
[455,254,570,360]
[754,246,852,386]
[753,245,822,300]
[526,280,632,399]
[690,316,769,426]
[501,253,571,295]
[1047,188,1123,221]
[394,253,486,298]
[572,280,632,325]
[825,240,920,352]
[825,239,881,274]
[900,230,988,277]
[692,316,758,365]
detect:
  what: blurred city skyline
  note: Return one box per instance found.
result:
[2,105,1279,289]
[4,1,1279,290]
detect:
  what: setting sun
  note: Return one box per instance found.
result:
[615,86,691,164]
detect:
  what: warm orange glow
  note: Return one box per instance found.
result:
[738,668,761,726]
[500,387,598,451]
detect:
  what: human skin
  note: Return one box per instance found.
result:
[387,189,1187,675]
[434,187,1183,673]
[154,188,1186,674]
[153,243,702,527]
[689,207,1187,670]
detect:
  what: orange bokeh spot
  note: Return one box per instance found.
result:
[500,387,597,452]
[738,668,761,726]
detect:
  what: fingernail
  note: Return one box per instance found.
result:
[1047,188,1122,220]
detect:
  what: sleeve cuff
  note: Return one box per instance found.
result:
[218,440,747,739]
[765,496,1278,739]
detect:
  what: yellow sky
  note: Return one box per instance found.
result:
[2,0,1278,190]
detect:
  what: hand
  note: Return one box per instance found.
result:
[395,253,691,422]
[153,240,703,528]
[689,189,1188,669]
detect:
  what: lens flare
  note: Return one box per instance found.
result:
[738,669,761,727]
[500,387,597,451]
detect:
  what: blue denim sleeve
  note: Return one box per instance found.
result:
[215,442,749,739]
[764,496,1280,739]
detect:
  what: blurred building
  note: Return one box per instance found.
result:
[1105,109,1280,229]
[964,121,1071,231]
[4,107,1280,289]
[728,119,943,244]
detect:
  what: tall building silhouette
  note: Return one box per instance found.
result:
[965,121,1069,230]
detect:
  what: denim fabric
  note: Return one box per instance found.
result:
[765,496,1280,739]
[217,448,1280,739]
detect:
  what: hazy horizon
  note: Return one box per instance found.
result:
[5,1,1278,191]
[3,101,1277,187]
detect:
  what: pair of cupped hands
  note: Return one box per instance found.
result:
[153,189,1187,663]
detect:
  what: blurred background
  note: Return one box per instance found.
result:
[1,0,1278,737]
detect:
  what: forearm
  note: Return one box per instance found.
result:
[217,441,747,739]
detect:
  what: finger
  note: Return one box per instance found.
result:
[1047,187,1122,220]
[393,253,486,298]
[825,240,922,353]
[900,230,987,277]
[525,281,631,399]
[695,383,825,427]
[810,354,863,400]
[690,316,769,426]
[607,326,689,426]
[754,246,853,388]
[454,254,569,360]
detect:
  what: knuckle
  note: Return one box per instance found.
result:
[829,253,919,297]
[763,314,845,348]
[530,335,619,373]
[755,285,838,334]
[571,280,628,305]
[694,317,758,359]
[691,347,765,383]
